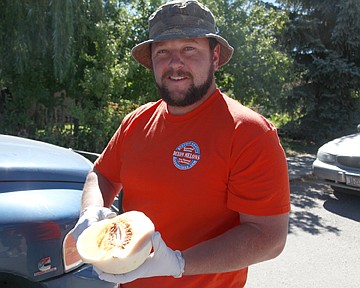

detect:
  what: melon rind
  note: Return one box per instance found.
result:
[76,210,154,274]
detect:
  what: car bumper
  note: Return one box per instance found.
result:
[312,159,360,193]
[41,264,117,288]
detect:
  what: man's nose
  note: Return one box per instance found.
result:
[168,52,184,68]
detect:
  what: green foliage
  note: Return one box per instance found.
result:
[280,0,360,142]
[232,1,292,115]
[0,0,148,151]
[202,1,293,117]
[1,0,358,150]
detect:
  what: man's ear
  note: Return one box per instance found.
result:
[213,44,221,71]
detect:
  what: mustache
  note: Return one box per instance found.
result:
[161,69,193,81]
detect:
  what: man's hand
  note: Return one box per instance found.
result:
[94,232,185,284]
[71,206,116,241]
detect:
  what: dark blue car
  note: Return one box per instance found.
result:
[0,134,116,288]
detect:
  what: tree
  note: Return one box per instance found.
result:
[200,1,293,117]
[280,0,360,141]
[0,0,296,150]
[0,0,144,151]
[0,0,80,135]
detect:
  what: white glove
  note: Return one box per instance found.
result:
[94,231,185,284]
[71,206,116,241]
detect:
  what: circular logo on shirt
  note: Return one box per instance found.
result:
[173,141,201,170]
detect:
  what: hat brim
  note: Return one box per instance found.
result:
[131,33,234,70]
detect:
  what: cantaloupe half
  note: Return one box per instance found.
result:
[76,210,154,274]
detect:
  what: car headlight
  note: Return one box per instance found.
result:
[62,229,83,272]
[317,151,336,164]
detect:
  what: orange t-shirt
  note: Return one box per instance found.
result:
[94,89,290,288]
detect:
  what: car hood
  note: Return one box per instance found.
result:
[0,135,92,182]
[319,133,360,156]
[0,189,81,223]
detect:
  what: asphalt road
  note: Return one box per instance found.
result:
[245,178,360,288]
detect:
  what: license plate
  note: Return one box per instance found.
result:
[346,175,360,187]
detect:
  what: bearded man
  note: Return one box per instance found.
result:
[73,1,290,287]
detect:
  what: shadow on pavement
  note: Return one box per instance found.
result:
[323,192,360,222]
[289,178,341,236]
[287,154,316,180]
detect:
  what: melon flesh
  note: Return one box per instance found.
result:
[76,210,154,274]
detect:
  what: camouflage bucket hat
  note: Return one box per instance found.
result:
[131,0,234,69]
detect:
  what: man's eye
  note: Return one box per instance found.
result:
[184,47,195,51]
[157,49,168,54]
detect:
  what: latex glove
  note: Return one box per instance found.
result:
[71,206,116,241]
[94,232,185,284]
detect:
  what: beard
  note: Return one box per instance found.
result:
[155,64,215,107]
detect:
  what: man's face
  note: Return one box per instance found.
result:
[151,38,219,107]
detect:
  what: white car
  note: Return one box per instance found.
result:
[312,126,360,194]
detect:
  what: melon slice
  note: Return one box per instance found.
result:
[76,210,154,274]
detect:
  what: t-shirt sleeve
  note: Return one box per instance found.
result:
[227,128,290,216]
[94,124,124,183]
[94,102,157,184]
